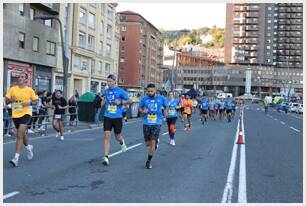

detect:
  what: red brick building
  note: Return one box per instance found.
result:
[176,52,224,67]
[118,11,163,89]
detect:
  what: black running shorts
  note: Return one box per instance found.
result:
[103,117,123,134]
[226,110,232,114]
[200,109,208,115]
[13,114,31,129]
[143,125,161,141]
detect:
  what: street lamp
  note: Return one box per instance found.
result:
[34,15,69,99]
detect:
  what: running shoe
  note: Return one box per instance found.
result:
[26,144,34,160]
[145,160,152,169]
[188,127,192,132]
[28,129,35,134]
[120,139,127,152]
[102,156,109,166]
[9,158,18,167]
[60,136,64,141]
[170,139,176,146]
[55,132,60,138]
[184,127,188,131]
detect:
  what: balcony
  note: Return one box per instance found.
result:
[246,5,260,11]
[245,39,258,44]
[246,19,259,24]
[246,31,259,37]
[233,19,246,24]
[245,26,258,31]
[246,12,259,18]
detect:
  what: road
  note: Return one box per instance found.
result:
[3,104,303,203]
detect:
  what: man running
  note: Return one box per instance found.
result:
[139,83,168,169]
[182,94,193,131]
[209,97,216,120]
[166,91,180,146]
[199,94,209,124]
[5,73,37,167]
[102,74,131,166]
[225,95,234,122]
[52,90,69,141]
[214,97,221,119]
[219,98,225,120]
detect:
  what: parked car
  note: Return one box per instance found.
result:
[289,103,300,113]
[297,104,303,114]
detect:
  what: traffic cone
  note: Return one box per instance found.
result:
[236,128,244,144]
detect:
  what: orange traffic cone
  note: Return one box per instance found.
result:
[236,128,244,144]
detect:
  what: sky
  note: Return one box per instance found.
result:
[116,3,226,30]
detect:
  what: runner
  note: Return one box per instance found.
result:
[139,83,169,169]
[182,94,193,131]
[179,95,185,122]
[101,74,131,166]
[122,102,129,122]
[214,97,221,120]
[166,91,180,146]
[51,90,69,141]
[209,97,216,120]
[225,95,234,122]
[5,73,38,167]
[219,98,226,120]
[198,94,209,125]
[232,98,237,117]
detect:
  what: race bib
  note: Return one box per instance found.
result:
[13,102,23,111]
[108,105,117,113]
[147,114,157,122]
[168,109,175,115]
[55,114,62,119]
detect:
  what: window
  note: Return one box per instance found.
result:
[107,6,113,20]
[268,7,272,10]
[121,26,127,31]
[106,44,111,56]
[121,46,125,52]
[30,7,35,20]
[120,57,125,63]
[79,8,86,25]
[81,59,88,71]
[19,4,24,16]
[99,41,103,54]
[78,31,86,47]
[74,55,81,69]
[100,21,104,34]
[44,19,52,27]
[46,41,56,55]
[88,35,95,50]
[107,24,112,38]
[33,36,39,52]
[19,32,25,49]
[105,63,111,75]
[121,36,126,41]
[88,13,95,29]
[101,4,105,15]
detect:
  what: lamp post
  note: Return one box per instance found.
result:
[34,15,69,99]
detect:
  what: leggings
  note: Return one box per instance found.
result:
[166,117,177,139]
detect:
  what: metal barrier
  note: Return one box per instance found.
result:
[3,107,80,137]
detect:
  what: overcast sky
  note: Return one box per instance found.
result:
[116,3,226,30]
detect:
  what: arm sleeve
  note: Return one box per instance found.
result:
[30,89,38,101]
[121,89,129,100]
[163,97,169,107]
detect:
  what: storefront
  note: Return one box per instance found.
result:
[90,81,99,93]
[34,65,52,92]
[4,61,33,93]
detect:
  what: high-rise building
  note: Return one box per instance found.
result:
[118,11,163,89]
[54,3,119,96]
[3,3,60,93]
[225,3,303,69]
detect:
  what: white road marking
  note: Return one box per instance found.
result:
[274,118,278,121]
[221,119,240,203]
[109,143,143,158]
[238,114,247,203]
[257,108,260,111]
[290,127,301,132]
[280,121,286,125]
[162,132,169,136]
[4,119,142,145]
[3,191,20,200]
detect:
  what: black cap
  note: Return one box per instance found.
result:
[107,74,116,81]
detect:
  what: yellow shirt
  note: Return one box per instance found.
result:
[5,86,37,118]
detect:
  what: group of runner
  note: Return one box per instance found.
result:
[5,73,238,169]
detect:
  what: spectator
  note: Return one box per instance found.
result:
[93,93,102,124]
[68,95,78,126]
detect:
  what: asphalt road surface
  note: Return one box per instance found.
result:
[3,104,303,203]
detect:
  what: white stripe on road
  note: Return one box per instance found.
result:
[109,143,143,158]
[3,191,20,200]
[162,132,169,136]
[274,118,278,121]
[221,119,240,203]
[280,121,286,125]
[290,127,301,132]
[238,114,247,203]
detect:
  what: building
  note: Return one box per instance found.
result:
[3,3,60,93]
[54,3,119,97]
[176,52,225,67]
[118,11,164,89]
[176,65,303,97]
[225,3,303,69]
